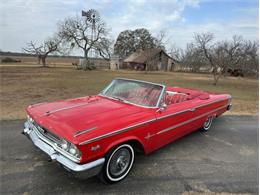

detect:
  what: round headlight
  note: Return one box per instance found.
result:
[69,147,77,155]
[69,144,81,158]
[28,116,34,123]
[61,139,69,151]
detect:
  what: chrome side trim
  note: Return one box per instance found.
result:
[193,98,228,109]
[157,105,227,135]
[79,98,229,145]
[156,109,191,121]
[74,127,97,137]
[79,118,157,145]
[156,98,229,121]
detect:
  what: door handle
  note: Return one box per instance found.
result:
[190,108,196,111]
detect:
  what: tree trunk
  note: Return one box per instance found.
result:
[213,72,221,85]
[144,63,149,74]
[42,56,47,67]
[84,49,89,59]
[212,68,219,85]
[37,56,41,65]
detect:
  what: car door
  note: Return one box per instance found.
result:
[146,98,197,152]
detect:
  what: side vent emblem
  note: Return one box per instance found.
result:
[91,145,100,151]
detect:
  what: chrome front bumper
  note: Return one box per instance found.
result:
[23,122,105,177]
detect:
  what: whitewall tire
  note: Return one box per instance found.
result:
[99,144,135,184]
[201,116,214,131]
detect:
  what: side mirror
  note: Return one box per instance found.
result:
[156,103,168,113]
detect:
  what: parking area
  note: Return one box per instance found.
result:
[0,116,258,194]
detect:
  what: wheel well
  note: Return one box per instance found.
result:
[105,138,146,156]
[125,140,145,154]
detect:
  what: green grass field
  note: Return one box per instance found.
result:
[0,66,258,120]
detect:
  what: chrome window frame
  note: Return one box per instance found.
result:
[99,78,166,109]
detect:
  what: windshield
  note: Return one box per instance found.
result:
[101,79,164,107]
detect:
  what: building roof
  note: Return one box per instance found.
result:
[124,48,176,64]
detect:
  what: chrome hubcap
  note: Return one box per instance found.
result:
[109,148,130,177]
[204,117,212,130]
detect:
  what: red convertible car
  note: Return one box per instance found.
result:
[23,78,232,183]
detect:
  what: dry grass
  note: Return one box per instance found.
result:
[0,66,258,120]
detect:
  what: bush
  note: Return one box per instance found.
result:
[1,57,20,63]
[81,61,96,70]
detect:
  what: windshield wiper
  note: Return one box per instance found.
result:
[111,96,131,104]
[111,96,125,102]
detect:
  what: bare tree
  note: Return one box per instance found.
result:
[194,32,228,85]
[23,36,61,67]
[242,40,259,77]
[154,30,168,50]
[182,43,208,72]
[222,35,243,75]
[194,33,254,84]
[23,41,42,64]
[58,16,109,62]
[94,37,114,61]
[169,44,183,62]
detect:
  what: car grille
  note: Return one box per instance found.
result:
[32,121,61,144]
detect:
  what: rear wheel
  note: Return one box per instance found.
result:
[98,144,135,184]
[201,116,214,131]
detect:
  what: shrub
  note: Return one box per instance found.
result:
[1,57,20,63]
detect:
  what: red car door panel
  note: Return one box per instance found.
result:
[146,100,197,152]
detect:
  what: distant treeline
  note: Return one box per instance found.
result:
[0,51,82,59]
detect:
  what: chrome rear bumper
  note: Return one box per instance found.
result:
[227,104,232,111]
[23,122,105,177]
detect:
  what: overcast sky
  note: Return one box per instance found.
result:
[0,0,258,55]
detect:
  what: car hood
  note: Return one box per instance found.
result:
[27,95,153,144]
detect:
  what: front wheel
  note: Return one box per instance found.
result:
[98,144,135,184]
[201,116,214,131]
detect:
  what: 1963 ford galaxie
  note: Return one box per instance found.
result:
[23,78,232,183]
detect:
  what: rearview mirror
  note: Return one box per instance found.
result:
[156,103,167,113]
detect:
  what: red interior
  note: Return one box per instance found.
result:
[165,86,210,105]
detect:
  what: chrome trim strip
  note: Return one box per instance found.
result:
[43,103,90,116]
[156,98,229,121]
[156,85,166,107]
[43,100,99,116]
[157,105,227,135]
[193,98,228,109]
[100,79,116,94]
[30,102,47,107]
[114,78,165,88]
[156,109,191,120]
[74,127,97,137]
[79,99,229,145]
[79,118,156,145]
